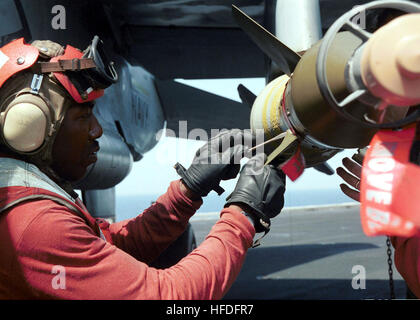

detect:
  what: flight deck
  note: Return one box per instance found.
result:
[190,204,407,300]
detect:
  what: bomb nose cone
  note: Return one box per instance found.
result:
[397,35,420,79]
[361,13,420,106]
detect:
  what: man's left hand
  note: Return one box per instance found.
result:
[336,153,363,202]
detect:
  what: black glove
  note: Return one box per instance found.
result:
[225,154,286,233]
[174,129,254,197]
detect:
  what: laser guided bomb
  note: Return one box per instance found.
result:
[233,1,420,181]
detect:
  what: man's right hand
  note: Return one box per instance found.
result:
[175,129,254,197]
[225,154,286,233]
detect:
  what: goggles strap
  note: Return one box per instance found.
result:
[31,58,96,73]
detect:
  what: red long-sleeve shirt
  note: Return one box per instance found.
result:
[0,180,255,299]
[392,236,420,298]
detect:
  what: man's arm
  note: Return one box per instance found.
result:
[106,180,202,264]
[105,129,253,263]
[179,180,201,201]
[12,155,287,299]
[15,201,254,300]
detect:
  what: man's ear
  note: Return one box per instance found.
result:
[1,93,52,153]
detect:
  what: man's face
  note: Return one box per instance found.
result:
[51,102,103,182]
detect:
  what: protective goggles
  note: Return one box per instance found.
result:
[34,36,118,103]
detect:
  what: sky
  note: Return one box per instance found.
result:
[115,77,358,204]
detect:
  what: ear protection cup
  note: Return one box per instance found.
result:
[0,94,53,153]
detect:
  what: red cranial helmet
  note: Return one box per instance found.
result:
[0,36,117,164]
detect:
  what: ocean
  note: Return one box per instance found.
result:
[115,187,355,221]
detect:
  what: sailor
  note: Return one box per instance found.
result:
[335,7,420,300]
[0,38,286,299]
